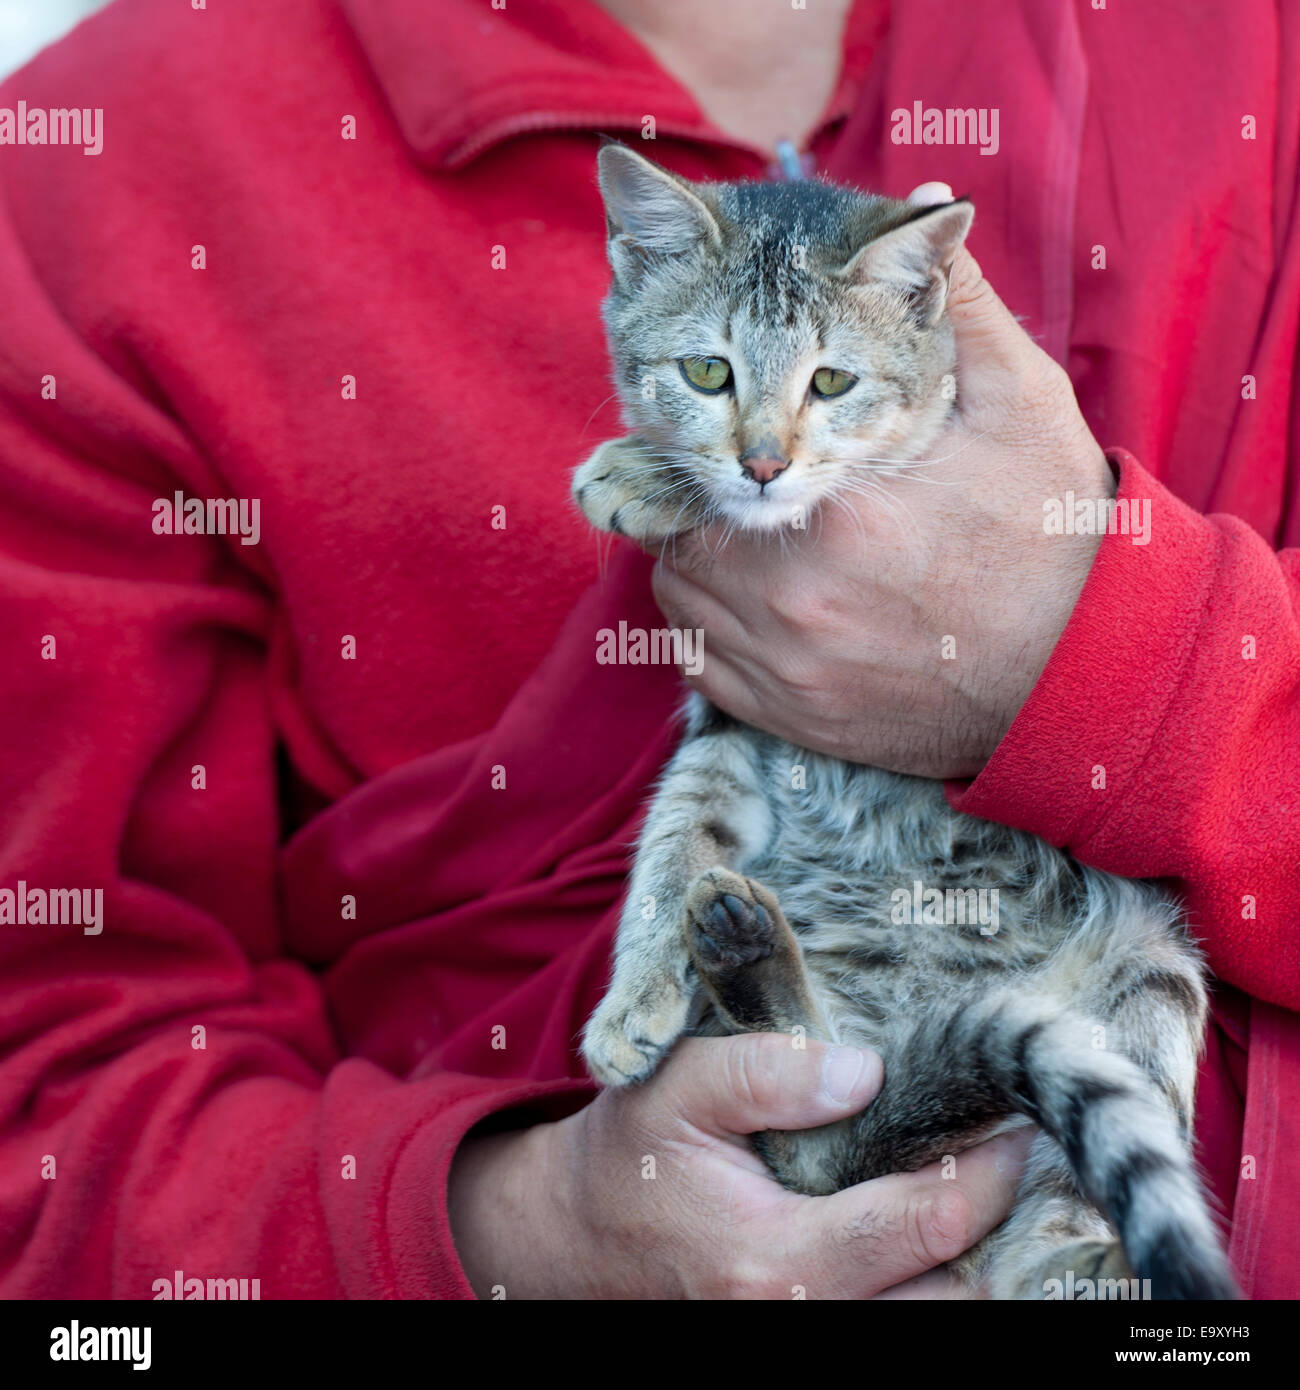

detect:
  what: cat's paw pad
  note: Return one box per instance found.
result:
[582,976,692,1087]
[686,869,779,969]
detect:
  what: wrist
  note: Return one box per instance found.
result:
[447,1115,578,1299]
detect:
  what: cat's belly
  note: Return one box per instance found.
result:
[739,746,1091,1050]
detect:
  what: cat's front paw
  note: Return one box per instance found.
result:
[581,973,693,1086]
[572,436,687,540]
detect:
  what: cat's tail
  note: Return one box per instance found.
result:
[849,993,1239,1300]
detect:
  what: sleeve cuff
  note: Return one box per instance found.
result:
[385,1075,595,1299]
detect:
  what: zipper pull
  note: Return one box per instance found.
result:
[770,138,814,181]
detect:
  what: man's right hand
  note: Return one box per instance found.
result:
[447,1034,1033,1299]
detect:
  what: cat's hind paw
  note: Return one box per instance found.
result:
[686,869,779,969]
[1009,1237,1135,1300]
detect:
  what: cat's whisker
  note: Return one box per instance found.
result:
[830,462,963,490]
[578,391,622,440]
[592,524,617,581]
[622,461,695,482]
[638,476,699,510]
[658,485,714,564]
[823,487,872,549]
[716,515,744,557]
[826,473,918,535]
[823,428,993,472]
[833,477,903,534]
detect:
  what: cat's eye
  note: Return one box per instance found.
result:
[811,367,857,399]
[679,356,732,393]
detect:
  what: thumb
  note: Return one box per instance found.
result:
[945,245,1040,390]
[657,1034,883,1138]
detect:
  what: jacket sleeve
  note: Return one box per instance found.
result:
[0,138,589,1306]
[948,449,1300,1010]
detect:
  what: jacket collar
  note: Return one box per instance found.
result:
[336,0,884,170]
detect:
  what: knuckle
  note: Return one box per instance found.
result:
[768,649,821,698]
[771,583,833,635]
[714,1255,774,1300]
[963,273,998,314]
[650,566,681,609]
[948,261,995,315]
[1011,351,1071,415]
[760,629,827,695]
[725,1031,792,1110]
[910,1186,975,1267]
[654,595,690,632]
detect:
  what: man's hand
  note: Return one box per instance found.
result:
[649,186,1115,778]
[448,1034,1032,1299]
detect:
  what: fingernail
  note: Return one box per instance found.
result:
[908,180,954,206]
[822,1046,881,1106]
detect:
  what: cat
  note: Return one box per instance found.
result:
[573,142,1239,1301]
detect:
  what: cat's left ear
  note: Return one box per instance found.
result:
[838,199,974,324]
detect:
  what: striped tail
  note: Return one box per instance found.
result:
[843,994,1240,1300]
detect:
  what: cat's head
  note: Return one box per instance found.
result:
[596,143,973,531]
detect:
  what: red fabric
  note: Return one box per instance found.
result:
[0,0,1296,1299]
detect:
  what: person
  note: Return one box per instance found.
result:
[0,0,1295,1300]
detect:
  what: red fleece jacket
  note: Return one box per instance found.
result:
[0,0,1298,1298]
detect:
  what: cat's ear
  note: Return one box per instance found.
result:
[597,143,722,285]
[837,199,974,324]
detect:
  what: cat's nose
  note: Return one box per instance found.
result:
[739,454,790,487]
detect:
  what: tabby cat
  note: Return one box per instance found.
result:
[575,143,1237,1301]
